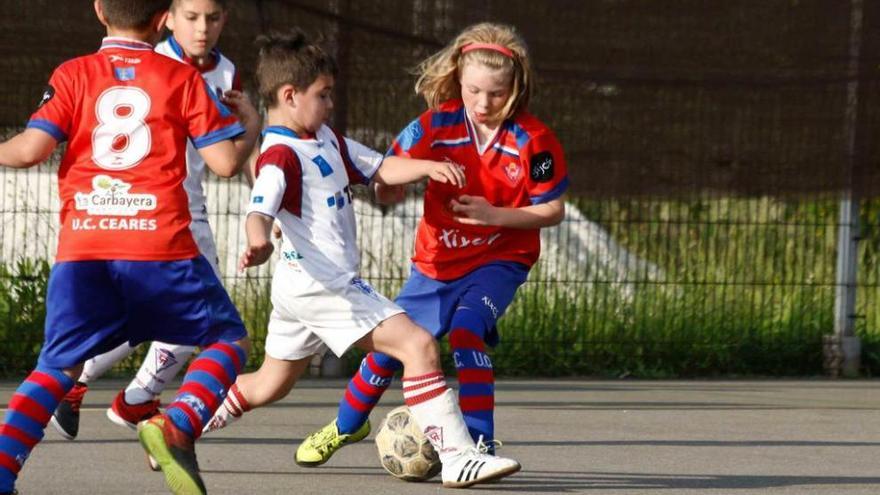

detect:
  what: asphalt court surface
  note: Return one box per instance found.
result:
[2,379,878,494]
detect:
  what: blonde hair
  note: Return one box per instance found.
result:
[415,22,532,121]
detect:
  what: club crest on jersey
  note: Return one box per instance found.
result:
[37,85,55,109]
[503,162,522,184]
[74,175,157,216]
[530,151,554,183]
[154,348,178,374]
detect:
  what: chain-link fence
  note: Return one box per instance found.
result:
[0,0,878,376]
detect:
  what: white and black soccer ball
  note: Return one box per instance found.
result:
[374,405,441,482]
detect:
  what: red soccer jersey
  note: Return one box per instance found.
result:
[28,37,244,261]
[388,99,569,280]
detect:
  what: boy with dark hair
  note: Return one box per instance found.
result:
[0,1,259,494]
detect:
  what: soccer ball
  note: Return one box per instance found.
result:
[375,405,441,482]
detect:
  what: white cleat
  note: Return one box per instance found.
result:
[440,448,521,488]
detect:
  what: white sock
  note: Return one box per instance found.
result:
[80,342,138,383]
[402,372,475,462]
[203,383,250,433]
[124,342,195,404]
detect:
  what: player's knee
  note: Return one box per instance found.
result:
[402,329,440,368]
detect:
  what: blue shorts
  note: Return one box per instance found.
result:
[39,256,247,369]
[395,261,529,347]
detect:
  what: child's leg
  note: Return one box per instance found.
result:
[335,352,401,434]
[449,307,495,447]
[0,366,77,492]
[80,342,139,383]
[204,353,310,433]
[124,341,196,404]
[358,313,519,487]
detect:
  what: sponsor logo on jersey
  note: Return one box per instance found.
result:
[109,55,142,64]
[438,229,501,249]
[530,151,554,183]
[503,161,522,184]
[37,85,55,109]
[74,175,157,216]
[282,249,304,261]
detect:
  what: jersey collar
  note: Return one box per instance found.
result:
[167,35,220,73]
[263,125,317,141]
[100,37,154,52]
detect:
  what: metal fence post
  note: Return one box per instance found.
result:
[827,0,864,377]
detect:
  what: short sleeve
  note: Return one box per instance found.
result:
[183,71,245,149]
[250,145,303,217]
[522,131,569,205]
[387,110,435,160]
[27,66,75,143]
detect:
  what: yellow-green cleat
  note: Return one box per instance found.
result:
[137,415,206,495]
[295,419,371,467]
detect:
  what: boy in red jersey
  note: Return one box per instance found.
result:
[0,1,258,494]
[294,22,568,465]
[50,0,255,448]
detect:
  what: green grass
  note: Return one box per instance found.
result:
[0,195,878,377]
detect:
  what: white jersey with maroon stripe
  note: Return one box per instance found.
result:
[156,37,239,221]
[247,124,383,285]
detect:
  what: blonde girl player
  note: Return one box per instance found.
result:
[286,22,569,465]
[50,0,251,441]
[204,29,521,488]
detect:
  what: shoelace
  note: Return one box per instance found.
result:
[63,385,88,413]
[310,425,343,453]
[475,435,503,455]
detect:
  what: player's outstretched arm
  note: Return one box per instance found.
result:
[0,128,57,168]
[373,156,466,188]
[239,212,275,272]
[451,196,565,229]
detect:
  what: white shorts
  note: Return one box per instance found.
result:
[265,263,405,361]
[190,218,220,277]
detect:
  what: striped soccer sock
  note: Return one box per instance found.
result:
[0,367,74,493]
[449,308,495,449]
[402,372,474,462]
[336,352,401,434]
[165,341,247,439]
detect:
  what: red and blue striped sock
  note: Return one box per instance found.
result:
[336,352,400,434]
[165,341,247,439]
[0,367,74,493]
[450,308,495,450]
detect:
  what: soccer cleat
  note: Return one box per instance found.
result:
[440,447,521,488]
[50,382,88,440]
[295,419,371,467]
[106,390,161,430]
[138,415,206,495]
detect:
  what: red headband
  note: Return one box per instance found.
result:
[461,42,514,59]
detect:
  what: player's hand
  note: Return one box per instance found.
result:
[450,195,498,226]
[374,182,405,205]
[238,241,274,272]
[427,161,466,188]
[223,90,259,128]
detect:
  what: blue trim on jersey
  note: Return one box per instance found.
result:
[27,119,67,142]
[430,140,471,149]
[507,121,530,149]
[431,109,466,128]
[493,142,520,157]
[167,35,186,59]
[263,126,299,139]
[192,122,245,149]
[204,81,232,117]
[529,176,569,204]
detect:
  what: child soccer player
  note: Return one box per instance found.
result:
[293,22,568,463]
[0,1,259,494]
[204,29,521,488]
[50,0,252,443]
